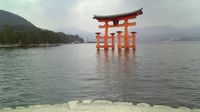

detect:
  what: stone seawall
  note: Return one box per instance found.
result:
[0,43,60,48]
[0,100,199,112]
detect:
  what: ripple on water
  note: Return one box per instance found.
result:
[0,43,200,109]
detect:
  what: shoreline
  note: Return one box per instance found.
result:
[0,43,61,48]
[0,100,199,112]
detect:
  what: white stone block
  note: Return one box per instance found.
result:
[137,103,151,108]
[82,100,92,104]
[28,105,42,108]
[93,100,112,104]
[192,109,200,112]
[1,108,13,112]
[68,100,79,109]
[113,102,133,106]
[177,107,191,112]
[152,105,175,112]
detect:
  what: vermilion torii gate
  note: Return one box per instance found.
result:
[93,8,143,50]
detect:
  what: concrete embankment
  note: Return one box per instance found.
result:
[0,44,60,48]
[0,100,199,112]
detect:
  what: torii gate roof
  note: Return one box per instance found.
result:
[93,8,143,22]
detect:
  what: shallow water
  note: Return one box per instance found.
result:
[0,42,200,108]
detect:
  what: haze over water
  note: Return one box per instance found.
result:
[0,42,200,108]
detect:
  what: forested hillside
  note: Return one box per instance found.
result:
[0,10,84,46]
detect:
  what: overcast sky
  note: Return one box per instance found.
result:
[0,0,200,32]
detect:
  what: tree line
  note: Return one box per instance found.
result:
[0,25,84,45]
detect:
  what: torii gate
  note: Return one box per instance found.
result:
[93,8,143,50]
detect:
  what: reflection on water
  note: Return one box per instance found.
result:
[95,49,137,102]
[0,43,200,109]
[96,50,136,76]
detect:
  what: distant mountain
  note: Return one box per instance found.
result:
[57,25,200,43]
[0,10,84,46]
[56,26,95,42]
[133,25,200,42]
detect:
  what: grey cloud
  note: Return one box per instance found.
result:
[0,0,199,32]
[122,0,200,27]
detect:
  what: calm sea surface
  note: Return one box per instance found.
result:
[0,42,200,108]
